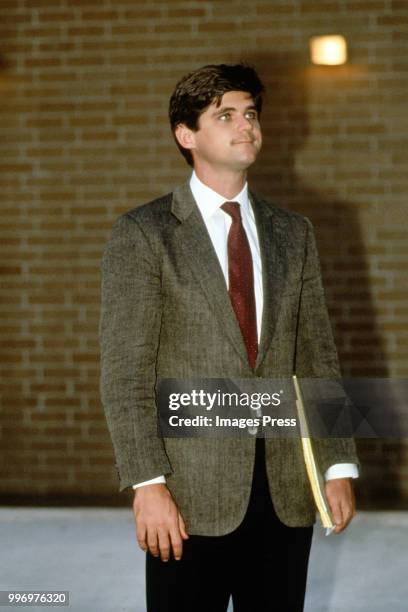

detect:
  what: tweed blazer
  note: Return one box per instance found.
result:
[99,180,358,535]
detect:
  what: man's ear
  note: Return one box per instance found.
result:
[174,124,196,151]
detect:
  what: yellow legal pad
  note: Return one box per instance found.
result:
[292,375,335,535]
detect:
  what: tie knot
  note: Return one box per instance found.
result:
[221,201,241,222]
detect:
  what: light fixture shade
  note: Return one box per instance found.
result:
[309,35,347,65]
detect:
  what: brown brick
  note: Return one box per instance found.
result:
[81,10,119,20]
[31,411,71,421]
[346,1,387,8]
[110,25,145,35]
[197,21,239,32]
[377,15,408,25]
[167,7,207,17]
[300,2,341,12]
[256,4,296,14]
[67,26,105,36]
[0,163,32,172]
[66,0,102,5]
[0,265,22,274]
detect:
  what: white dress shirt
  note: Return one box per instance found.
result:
[133,172,358,489]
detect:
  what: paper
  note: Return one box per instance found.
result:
[293,375,335,534]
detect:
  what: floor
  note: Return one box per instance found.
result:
[0,508,407,611]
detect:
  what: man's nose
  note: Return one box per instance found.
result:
[237,114,253,131]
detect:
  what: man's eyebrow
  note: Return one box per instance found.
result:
[211,104,258,116]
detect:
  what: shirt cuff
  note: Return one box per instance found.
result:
[325,463,359,481]
[132,475,166,490]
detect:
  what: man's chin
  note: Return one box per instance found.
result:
[232,145,261,166]
[233,152,259,170]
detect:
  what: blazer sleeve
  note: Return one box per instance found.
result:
[294,217,359,474]
[99,213,172,491]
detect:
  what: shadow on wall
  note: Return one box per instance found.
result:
[246,52,403,509]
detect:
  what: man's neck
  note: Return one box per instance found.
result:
[193,167,247,200]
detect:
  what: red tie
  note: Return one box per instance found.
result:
[221,202,258,370]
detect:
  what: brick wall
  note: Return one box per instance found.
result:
[1,0,407,506]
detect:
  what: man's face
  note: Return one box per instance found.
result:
[183,90,262,172]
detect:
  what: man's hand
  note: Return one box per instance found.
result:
[133,483,189,561]
[325,477,356,534]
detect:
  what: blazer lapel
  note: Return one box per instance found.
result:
[171,181,251,368]
[249,190,288,369]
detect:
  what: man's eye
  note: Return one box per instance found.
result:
[219,113,230,120]
[246,112,257,120]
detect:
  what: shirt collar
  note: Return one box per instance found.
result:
[189,170,250,220]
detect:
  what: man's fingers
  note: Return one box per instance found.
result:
[325,478,356,534]
[169,526,183,561]
[336,485,356,532]
[157,528,172,562]
[178,512,189,540]
[327,494,345,532]
[136,523,148,551]
[331,503,344,533]
[341,498,356,530]
[147,528,160,557]
[333,501,354,533]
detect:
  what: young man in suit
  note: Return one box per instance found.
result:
[100,64,358,611]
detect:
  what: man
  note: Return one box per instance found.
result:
[99,64,359,612]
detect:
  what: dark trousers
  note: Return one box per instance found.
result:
[146,439,313,611]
